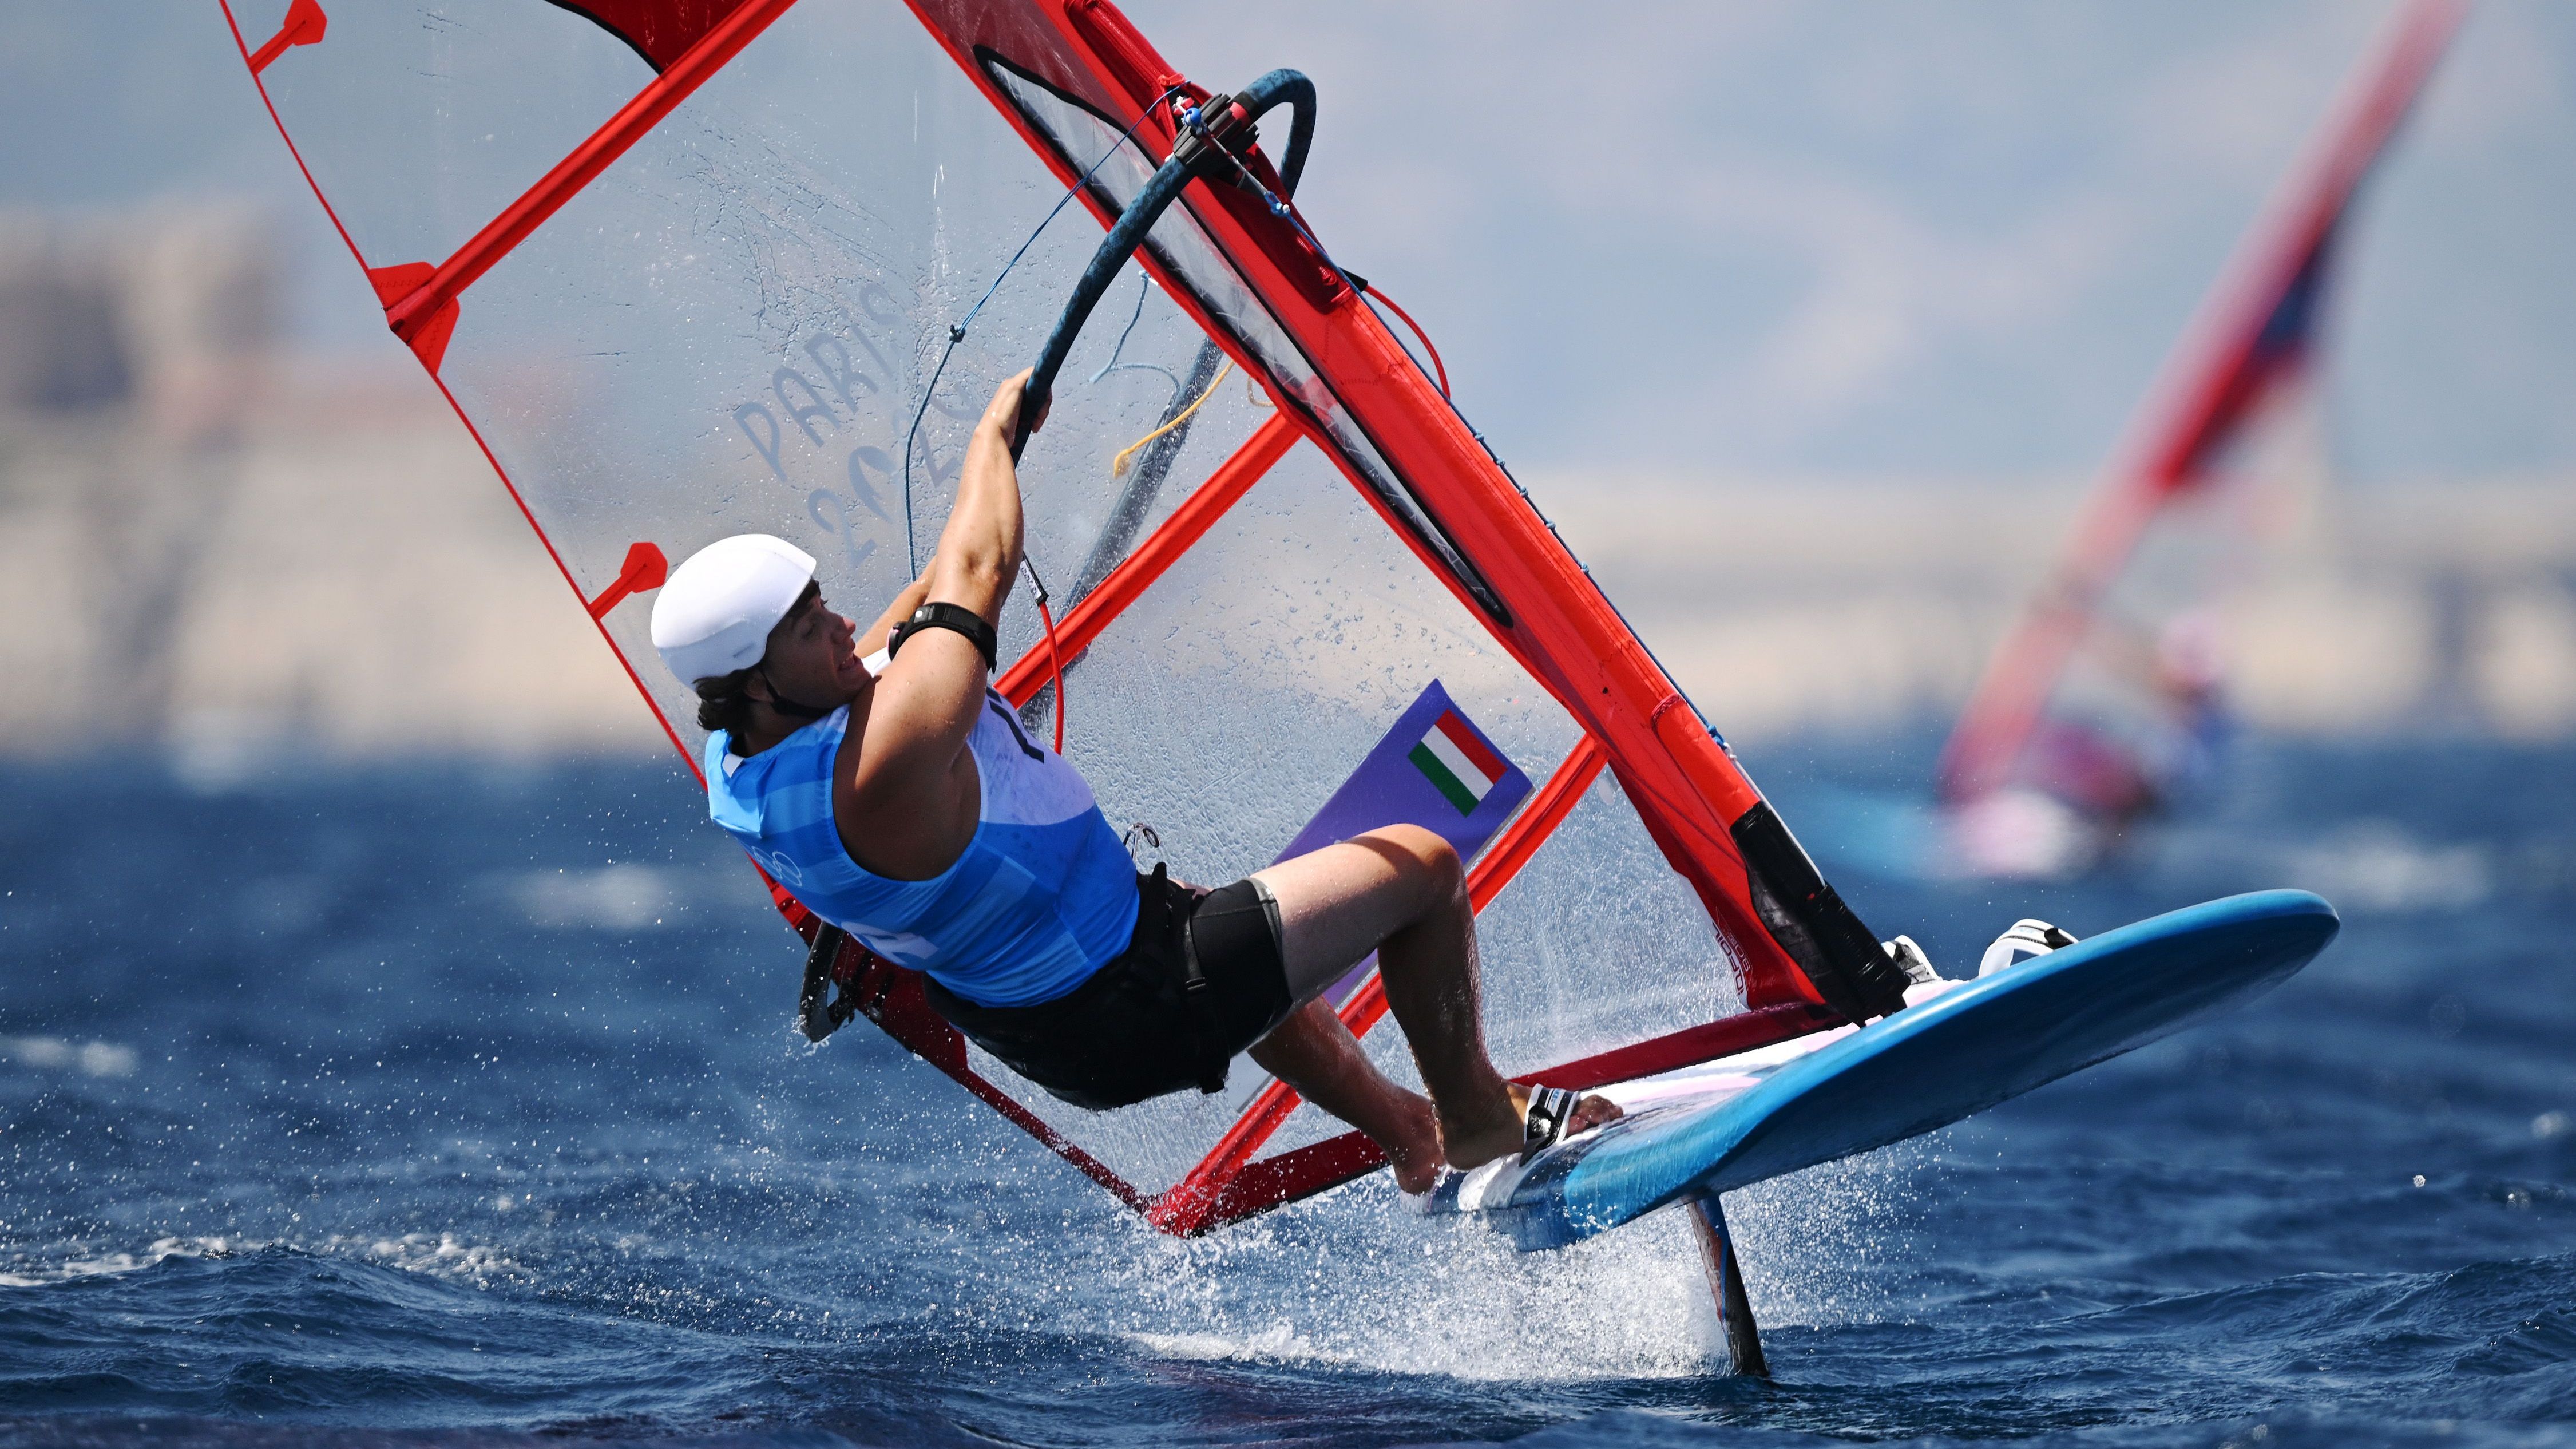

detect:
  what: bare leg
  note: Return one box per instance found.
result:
[1253,826,1618,1175]
[1248,1000,1441,1193]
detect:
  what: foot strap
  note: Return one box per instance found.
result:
[1522,1084,1581,1163]
[1979,918,2079,977]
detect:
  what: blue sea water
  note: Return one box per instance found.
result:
[1,734,2571,1447]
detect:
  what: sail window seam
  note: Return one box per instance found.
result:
[975,52,1512,625]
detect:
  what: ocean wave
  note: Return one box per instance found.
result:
[0,1236,253,1288]
[0,1232,522,1292]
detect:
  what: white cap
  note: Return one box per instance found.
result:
[650,534,817,685]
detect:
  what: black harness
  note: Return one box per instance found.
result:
[1152,861,1228,1096]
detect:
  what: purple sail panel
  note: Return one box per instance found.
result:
[1272,679,1532,867]
[1270,679,1532,1005]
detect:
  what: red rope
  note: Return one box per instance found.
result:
[1364,285,1449,397]
[1035,593,1067,754]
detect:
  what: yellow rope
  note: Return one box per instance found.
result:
[1111,360,1231,477]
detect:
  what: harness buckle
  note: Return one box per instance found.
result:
[796,922,855,1043]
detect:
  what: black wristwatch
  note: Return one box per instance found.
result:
[887,601,998,672]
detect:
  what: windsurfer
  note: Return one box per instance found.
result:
[652,371,1617,1191]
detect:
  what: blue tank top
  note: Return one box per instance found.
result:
[704,691,1140,1008]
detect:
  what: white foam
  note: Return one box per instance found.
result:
[1132,1323,1325,1364]
[497,863,711,929]
[0,1229,525,1290]
[0,1235,253,1288]
[0,1035,138,1078]
[2284,821,2492,913]
[328,1230,525,1281]
[1072,1195,1729,1381]
[1037,1135,1941,1384]
[1726,1142,1933,1328]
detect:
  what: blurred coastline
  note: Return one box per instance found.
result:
[0,208,658,774]
[1549,469,2576,744]
[2,207,2570,770]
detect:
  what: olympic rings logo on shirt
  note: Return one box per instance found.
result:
[750,847,805,888]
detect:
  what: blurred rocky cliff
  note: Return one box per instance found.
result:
[1546,470,2576,744]
[0,209,2568,769]
[0,208,656,773]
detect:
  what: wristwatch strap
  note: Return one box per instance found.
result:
[888,601,998,672]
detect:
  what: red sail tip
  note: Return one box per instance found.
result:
[620,540,671,592]
[248,0,327,74]
[588,541,670,619]
[546,1,756,74]
[364,262,461,373]
[365,261,432,307]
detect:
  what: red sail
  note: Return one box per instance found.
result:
[225,0,1883,1232]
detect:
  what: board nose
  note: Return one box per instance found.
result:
[2224,888,2342,961]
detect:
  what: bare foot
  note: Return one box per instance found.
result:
[1377,1090,1445,1194]
[1437,1083,1623,1174]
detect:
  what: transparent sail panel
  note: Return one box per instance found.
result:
[984,60,1504,621]
[966,438,1586,1194]
[239,0,1780,1212]
[239,0,653,268]
[1060,440,1581,885]
[418,0,1260,748]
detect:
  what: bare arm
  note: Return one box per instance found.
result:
[857,366,1035,658]
[920,370,1029,631]
[832,372,1035,877]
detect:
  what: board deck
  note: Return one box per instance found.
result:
[1415,889,2339,1250]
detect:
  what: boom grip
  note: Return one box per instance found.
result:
[1012,69,1315,463]
[1014,157,1190,460]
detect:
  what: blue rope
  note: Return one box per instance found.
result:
[1083,271,1186,406]
[1087,272,1154,383]
[900,86,1182,575]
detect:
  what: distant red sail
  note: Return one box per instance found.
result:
[1936,0,2468,815]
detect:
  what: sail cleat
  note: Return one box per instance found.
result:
[1881,934,1939,985]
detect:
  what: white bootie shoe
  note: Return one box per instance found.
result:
[1979,919,2079,977]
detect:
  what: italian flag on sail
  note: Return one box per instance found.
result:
[1409,709,1509,815]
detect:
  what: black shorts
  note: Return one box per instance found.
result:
[920,867,1294,1111]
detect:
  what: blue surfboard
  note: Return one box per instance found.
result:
[1418,889,2339,1251]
